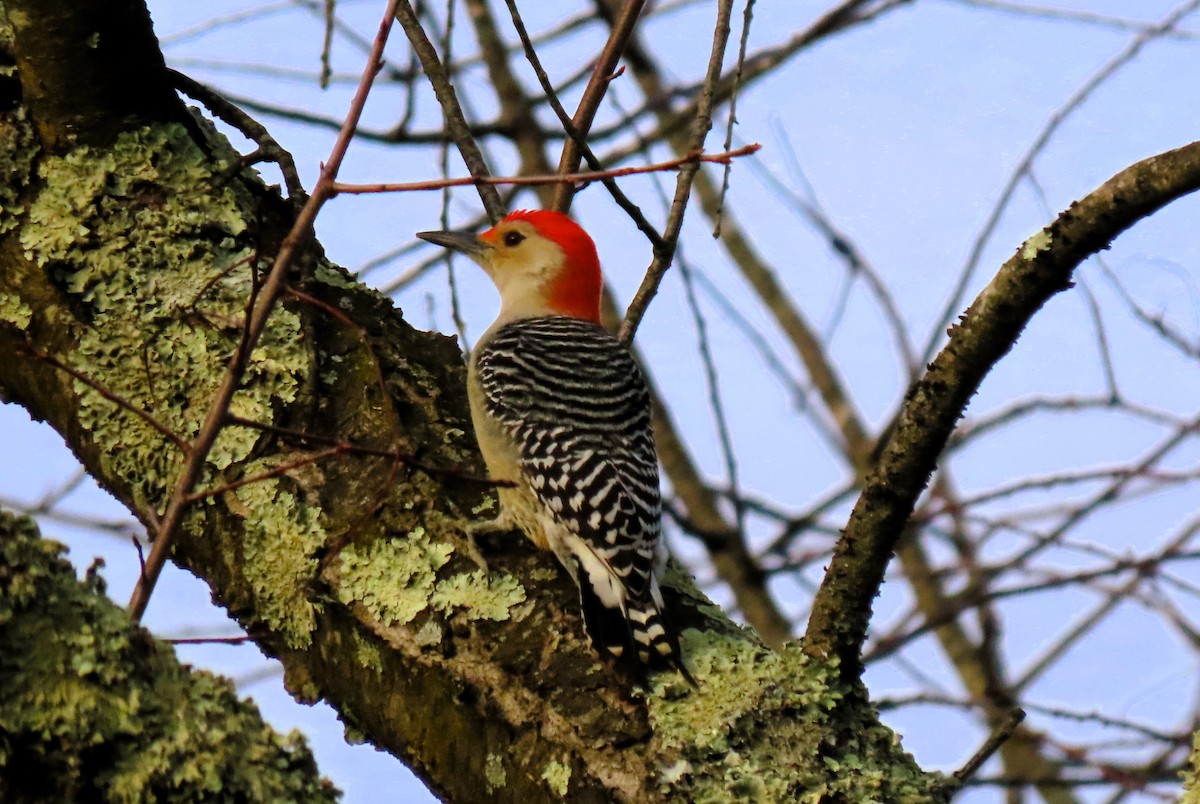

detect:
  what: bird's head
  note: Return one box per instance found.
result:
[418,210,602,324]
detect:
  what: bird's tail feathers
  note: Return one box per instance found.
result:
[572,555,694,686]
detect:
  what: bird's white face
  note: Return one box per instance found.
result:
[417,210,602,324]
[475,219,565,296]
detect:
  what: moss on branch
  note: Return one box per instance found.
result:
[0,510,338,803]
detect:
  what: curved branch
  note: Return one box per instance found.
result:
[803,140,1200,679]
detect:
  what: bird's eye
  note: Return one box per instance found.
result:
[503,231,525,247]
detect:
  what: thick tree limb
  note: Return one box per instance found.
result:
[4,0,179,151]
[0,512,338,803]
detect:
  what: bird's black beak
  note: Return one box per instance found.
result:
[416,230,492,260]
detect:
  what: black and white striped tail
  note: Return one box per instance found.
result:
[573,556,695,686]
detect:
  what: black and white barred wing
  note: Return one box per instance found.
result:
[476,316,686,674]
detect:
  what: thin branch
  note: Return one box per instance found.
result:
[19,344,189,453]
[953,707,1027,784]
[393,0,505,222]
[169,69,306,203]
[502,0,667,250]
[746,130,918,374]
[921,0,1200,365]
[949,0,1200,38]
[1101,261,1200,360]
[223,415,505,486]
[437,0,469,354]
[947,394,1183,451]
[676,251,749,555]
[167,635,254,645]
[319,0,335,88]
[331,144,758,194]
[184,445,349,503]
[158,1,297,46]
[712,0,756,237]
[618,0,738,344]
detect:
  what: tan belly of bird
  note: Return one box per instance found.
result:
[468,360,552,551]
[496,484,552,551]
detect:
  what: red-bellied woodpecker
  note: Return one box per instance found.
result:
[418,210,691,683]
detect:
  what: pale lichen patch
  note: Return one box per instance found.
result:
[336,528,452,627]
[313,264,358,290]
[471,495,497,515]
[430,570,526,622]
[0,292,32,330]
[352,632,384,674]
[0,106,36,237]
[0,511,337,803]
[541,760,571,796]
[648,630,834,757]
[17,121,308,514]
[236,477,328,648]
[484,753,506,792]
[1021,228,1053,260]
[1183,732,1200,803]
[414,619,444,647]
[337,527,526,629]
[647,630,942,802]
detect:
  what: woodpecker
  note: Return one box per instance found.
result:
[418,210,691,683]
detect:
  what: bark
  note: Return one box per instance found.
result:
[1185,737,1200,803]
[0,1,940,801]
[0,511,338,802]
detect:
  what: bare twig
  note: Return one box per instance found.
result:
[169,68,306,203]
[953,707,1027,783]
[336,145,758,196]
[167,635,253,645]
[19,344,189,453]
[392,0,505,222]
[676,251,749,556]
[712,0,756,237]
[184,446,349,503]
[437,0,469,353]
[922,0,1200,365]
[950,0,1200,38]
[618,0,738,344]
[502,0,667,250]
[334,145,757,195]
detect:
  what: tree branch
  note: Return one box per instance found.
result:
[803,140,1200,680]
[4,0,180,151]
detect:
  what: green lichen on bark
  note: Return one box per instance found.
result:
[0,291,30,329]
[335,527,527,632]
[1183,732,1200,803]
[484,752,507,792]
[0,510,338,803]
[429,568,524,621]
[235,477,328,648]
[0,104,36,238]
[647,630,943,802]
[17,120,308,515]
[540,760,571,796]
